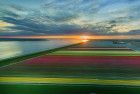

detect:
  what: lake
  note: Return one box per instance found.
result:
[0,39,80,61]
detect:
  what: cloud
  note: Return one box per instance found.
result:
[0,21,14,27]
[0,0,140,35]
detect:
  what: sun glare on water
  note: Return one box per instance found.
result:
[80,36,90,43]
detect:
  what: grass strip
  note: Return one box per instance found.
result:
[0,77,140,86]
[48,51,140,56]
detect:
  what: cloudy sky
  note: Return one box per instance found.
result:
[0,0,140,36]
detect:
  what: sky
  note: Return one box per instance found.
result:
[0,0,140,36]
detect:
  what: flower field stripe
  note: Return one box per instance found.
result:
[23,56,140,66]
[1,77,140,86]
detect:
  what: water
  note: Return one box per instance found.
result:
[127,41,140,51]
[76,40,140,51]
[73,40,127,48]
[0,39,80,61]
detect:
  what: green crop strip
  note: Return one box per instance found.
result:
[48,51,140,56]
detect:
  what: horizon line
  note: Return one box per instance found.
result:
[0,35,140,40]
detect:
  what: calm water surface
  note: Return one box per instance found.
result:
[0,39,80,60]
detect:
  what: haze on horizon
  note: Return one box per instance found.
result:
[0,0,140,36]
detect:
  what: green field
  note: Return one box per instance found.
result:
[48,50,140,56]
